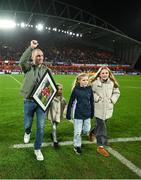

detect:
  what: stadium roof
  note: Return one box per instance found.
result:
[0,0,141,50]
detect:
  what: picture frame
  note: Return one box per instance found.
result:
[32,69,58,112]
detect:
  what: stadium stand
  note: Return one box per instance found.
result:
[0,0,141,74]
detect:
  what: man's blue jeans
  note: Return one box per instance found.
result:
[24,99,45,150]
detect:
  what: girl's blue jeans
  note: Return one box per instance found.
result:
[73,118,91,147]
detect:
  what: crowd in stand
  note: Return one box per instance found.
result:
[45,46,114,65]
[0,41,115,64]
[0,41,131,74]
[0,42,26,62]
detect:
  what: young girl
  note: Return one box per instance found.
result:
[66,73,94,155]
[89,66,120,157]
[47,83,67,148]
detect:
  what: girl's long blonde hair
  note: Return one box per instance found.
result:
[89,66,119,88]
[72,73,89,90]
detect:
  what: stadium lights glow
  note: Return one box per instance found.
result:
[20,22,25,28]
[53,27,57,31]
[0,19,16,29]
[36,24,44,31]
[45,27,51,31]
[0,19,83,38]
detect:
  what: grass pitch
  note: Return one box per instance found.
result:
[0,74,141,179]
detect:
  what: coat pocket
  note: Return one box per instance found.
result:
[108,100,114,109]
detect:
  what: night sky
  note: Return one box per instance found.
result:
[59,0,141,42]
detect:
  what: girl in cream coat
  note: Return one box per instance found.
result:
[89,66,120,157]
[47,83,67,148]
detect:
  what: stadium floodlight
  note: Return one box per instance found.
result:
[20,22,25,28]
[0,19,16,29]
[36,24,44,31]
[53,27,57,31]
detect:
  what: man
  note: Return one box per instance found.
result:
[20,40,49,161]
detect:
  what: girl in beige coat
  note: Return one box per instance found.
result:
[47,83,67,148]
[89,66,120,157]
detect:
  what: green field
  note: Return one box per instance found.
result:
[0,74,141,179]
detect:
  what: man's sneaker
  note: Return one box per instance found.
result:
[34,150,44,161]
[24,133,30,144]
[74,146,82,155]
[88,132,95,142]
[97,146,110,157]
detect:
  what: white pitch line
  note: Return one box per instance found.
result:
[109,136,141,143]
[11,136,141,149]
[11,140,95,149]
[10,75,21,85]
[106,146,141,178]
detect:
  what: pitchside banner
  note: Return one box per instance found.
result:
[32,69,58,112]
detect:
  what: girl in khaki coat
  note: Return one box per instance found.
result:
[47,83,67,148]
[89,66,120,157]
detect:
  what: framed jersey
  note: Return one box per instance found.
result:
[32,69,58,112]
